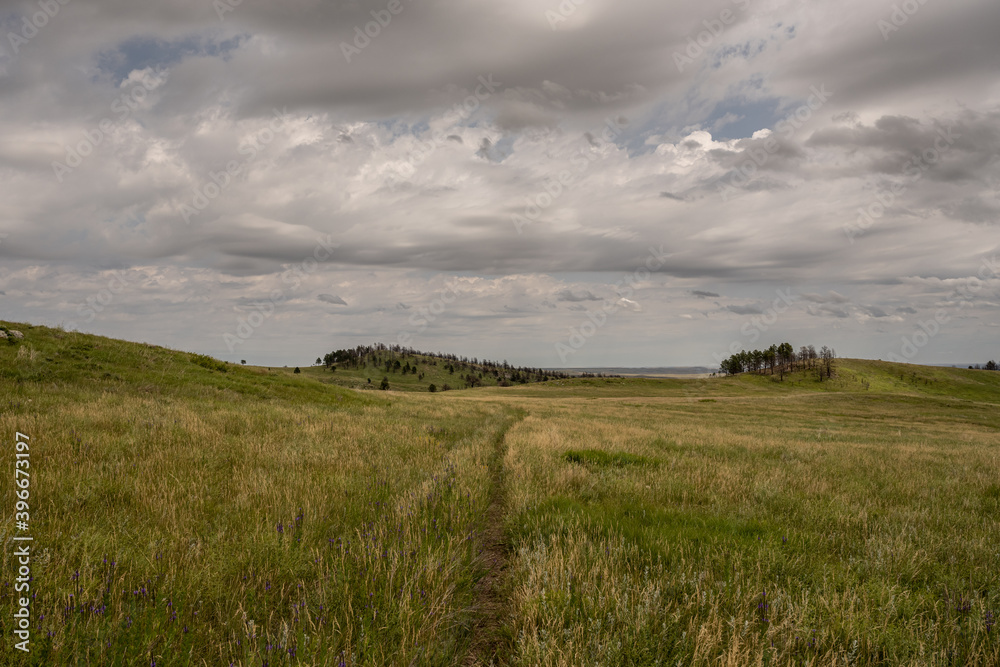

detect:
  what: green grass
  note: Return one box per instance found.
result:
[2,320,1000,665]
[499,374,1000,666]
[563,449,655,467]
[0,322,519,665]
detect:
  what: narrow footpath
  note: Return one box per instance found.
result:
[463,410,524,666]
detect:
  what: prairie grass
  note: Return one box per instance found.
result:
[2,321,999,665]
[499,392,1000,666]
[0,324,518,665]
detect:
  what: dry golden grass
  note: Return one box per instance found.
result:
[498,393,1000,666]
[0,327,528,665]
[3,325,1000,665]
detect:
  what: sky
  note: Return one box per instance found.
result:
[0,0,998,369]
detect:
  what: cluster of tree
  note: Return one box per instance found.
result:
[320,343,568,385]
[719,343,835,380]
[969,360,998,371]
[377,358,423,378]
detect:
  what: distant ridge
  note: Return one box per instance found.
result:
[548,366,716,377]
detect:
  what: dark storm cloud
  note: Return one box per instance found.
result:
[783,1,1000,107]
[806,112,1000,183]
[318,294,348,306]
[726,304,763,315]
[860,305,889,318]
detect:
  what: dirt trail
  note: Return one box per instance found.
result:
[463,412,524,666]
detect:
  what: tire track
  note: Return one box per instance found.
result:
[463,410,524,666]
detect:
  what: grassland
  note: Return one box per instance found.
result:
[1,321,999,665]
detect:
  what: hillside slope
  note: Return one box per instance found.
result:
[0,320,366,406]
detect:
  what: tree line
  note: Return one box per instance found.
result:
[320,343,569,387]
[719,343,835,380]
[969,360,998,371]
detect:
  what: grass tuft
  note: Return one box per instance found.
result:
[564,449,655,467]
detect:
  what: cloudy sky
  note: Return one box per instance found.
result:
[1,0,998,368]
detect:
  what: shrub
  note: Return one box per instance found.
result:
[428,384,437,393]
[294,367,301,374]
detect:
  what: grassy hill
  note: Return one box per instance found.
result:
[307,345,569,393]
[2,321,1000,666]
[0,321,369,406]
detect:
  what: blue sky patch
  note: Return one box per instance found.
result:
[706,97,784,140]
[97,34,247,85]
